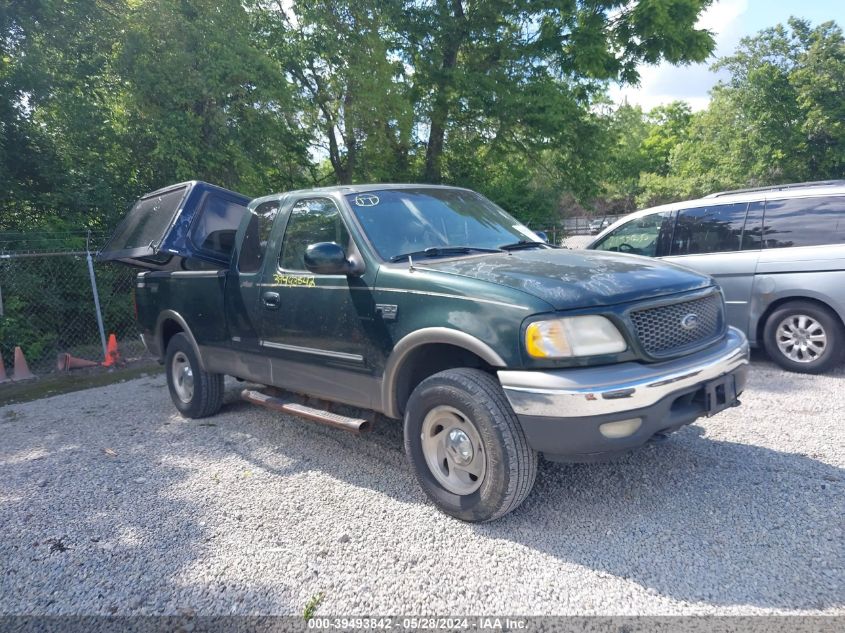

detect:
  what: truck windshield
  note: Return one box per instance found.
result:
[345,188,542,261]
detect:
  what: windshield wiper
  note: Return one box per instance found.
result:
[389,246,503,263]
[498,240,554,251]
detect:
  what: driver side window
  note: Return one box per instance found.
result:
[593,211,674,257]
[279,198,350,271]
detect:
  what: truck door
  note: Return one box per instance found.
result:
[225,198,284,347]
[257,196,380,409]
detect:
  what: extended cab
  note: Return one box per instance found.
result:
[102,181,749,522]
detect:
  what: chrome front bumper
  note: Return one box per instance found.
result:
[498,327,749,419]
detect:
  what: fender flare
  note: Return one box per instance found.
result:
[155,310,207,370]
[380,327,507,418]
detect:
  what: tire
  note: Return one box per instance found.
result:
[403,368,538,522]
[165,333,224,418]
[763,301,845,374]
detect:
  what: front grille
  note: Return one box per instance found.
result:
[629,293,724,357]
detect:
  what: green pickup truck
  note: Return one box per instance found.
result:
[102,181,749,521]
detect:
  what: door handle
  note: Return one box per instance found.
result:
[262,291,281,310]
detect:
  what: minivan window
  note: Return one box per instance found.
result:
[592,211,674,257]
[763,196,845,248]
[670,202,748,256]
[190,192,248,259]
[739,201,765,250]
[238,200,281,273]
[279,198,350,271]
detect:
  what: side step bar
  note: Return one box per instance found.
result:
[240,388,371,434]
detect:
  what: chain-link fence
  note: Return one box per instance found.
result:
[0,249,148,377]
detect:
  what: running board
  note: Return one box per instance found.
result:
[240,389,371,434]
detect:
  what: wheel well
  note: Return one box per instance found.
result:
[757,296,844,343]
[394,343,494,416]
[160,319,184,355]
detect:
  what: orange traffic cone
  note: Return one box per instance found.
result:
[0,352,9,383]
[12,346,36,381]
[102,334,122,367]
[57,352,99,372]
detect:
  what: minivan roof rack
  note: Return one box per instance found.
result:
[703,180,845,198]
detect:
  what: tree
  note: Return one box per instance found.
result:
[261,0,415,185]
[118,0,310,200]
[600,103,649,211]
[641,101,692,175]
[791,20,845,177]
[635,18,845,207]
[262,0,715,209]
[405,0,715,184]
[0,0,130,232]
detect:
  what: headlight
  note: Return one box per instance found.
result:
[525,316,627,358]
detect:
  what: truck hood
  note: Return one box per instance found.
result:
[421,249,713,310]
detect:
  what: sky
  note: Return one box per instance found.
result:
[609,0,844,111]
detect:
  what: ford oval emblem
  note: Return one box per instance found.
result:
[680,313,700,330]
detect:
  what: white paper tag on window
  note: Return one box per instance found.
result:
[353,194,380,207]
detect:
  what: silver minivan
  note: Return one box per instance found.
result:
[588,181,845,373]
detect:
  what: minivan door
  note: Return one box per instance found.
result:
[661,201,763,333]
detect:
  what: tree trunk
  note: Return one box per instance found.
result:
[423,0,466,183]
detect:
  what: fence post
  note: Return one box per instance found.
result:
[86,249,108,362]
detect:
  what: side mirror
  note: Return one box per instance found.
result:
[304,242,355,275]
[535,231,548,243]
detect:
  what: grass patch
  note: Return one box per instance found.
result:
[0,360,163,407]
[303,591,325,620]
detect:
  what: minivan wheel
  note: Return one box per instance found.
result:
[763,301,845,374]
[403,368,538,522]
[165,333,224,417]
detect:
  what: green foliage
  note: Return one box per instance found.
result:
[601,18,845,210]
[258,0,715,223]
[117,0,311,200]
[3,3,842,234]
[302,591,324,621]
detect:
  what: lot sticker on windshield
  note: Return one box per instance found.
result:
[353,194,380,207]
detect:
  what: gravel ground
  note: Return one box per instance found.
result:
[561,235,595,249]
[1,354,843,616]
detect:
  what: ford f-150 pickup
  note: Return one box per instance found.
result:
[101,180,749,521]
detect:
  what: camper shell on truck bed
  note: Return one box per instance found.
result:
[99,181,250,270]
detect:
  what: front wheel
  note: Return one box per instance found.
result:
[403,368,538,522]
[165,333,224,418]
[763,301,845,374]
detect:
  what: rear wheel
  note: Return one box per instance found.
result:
[763,301,844,373]
[165,333,224,417]
[403,368,537,522]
